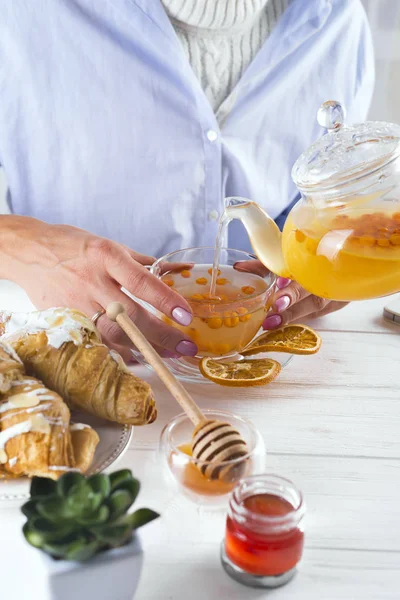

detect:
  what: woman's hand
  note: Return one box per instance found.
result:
[263,277,348,330]
[2,216,198,362]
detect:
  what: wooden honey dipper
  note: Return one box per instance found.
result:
[106,302,249,482]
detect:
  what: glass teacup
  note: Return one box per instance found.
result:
[152,247,275,358]
[130,247,293,383]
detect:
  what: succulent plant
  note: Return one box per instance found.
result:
[21,469,159,562]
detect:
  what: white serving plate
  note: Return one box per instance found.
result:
[0,411,133,506]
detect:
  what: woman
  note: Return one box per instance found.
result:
[0,0,374,361]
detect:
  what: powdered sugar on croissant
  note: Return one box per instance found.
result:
[0,308,100,349]
[0,308,157,426]
[0,341,99,479]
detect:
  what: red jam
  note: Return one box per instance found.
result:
[225,492,304,576]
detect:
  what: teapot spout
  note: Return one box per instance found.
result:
[225,197,289,277]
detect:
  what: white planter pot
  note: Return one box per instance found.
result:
[39,535,143,600]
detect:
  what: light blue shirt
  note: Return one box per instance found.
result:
[0,0,374,257]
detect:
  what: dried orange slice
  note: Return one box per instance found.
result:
[242,324,321,356]
[199,357,281,387]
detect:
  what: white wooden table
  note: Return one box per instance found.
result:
[0,281,399,600]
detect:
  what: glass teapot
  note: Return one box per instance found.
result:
[224,101,400,302]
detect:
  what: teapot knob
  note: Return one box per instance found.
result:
[317,100,346,132]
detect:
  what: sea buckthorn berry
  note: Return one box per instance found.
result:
[348,236,360,246]
[236,307,251,322]
[216,278,229,285]
[378,227,390,237]
[196,277,208,285]
[305,238,318,255]
[215,343,231,355]
[207,315,223,329]
[237,307,248,321]
[163,278,174,287]
[208,268,221,276]
[190,293,204,301]
[180,269,191,278]
[200,343,212,352]
[335,215,355,228]
[224,311,239,328]
[362,226,377,236]
[377,238,390,247]
[390,234,400,246]
[295,230,306,242]
[241,285,255,295]
[359,236,375,247]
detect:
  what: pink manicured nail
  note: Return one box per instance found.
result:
[263,314,282,330]
[175,340,198,356]
[277,277,291,289]
[172,307,192,326]
[275,295,291,313]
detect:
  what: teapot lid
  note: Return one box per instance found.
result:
[292,100,400,191]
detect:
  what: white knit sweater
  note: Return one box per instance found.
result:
[161,0,289,115]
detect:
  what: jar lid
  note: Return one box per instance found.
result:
[292,101,400,191]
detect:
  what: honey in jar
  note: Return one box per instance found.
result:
[221,475,305,588]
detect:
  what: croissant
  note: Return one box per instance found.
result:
[0,343,24,394]
[0,308,157,426]
[0,341,99,479]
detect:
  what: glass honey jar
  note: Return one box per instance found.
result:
[221,474,305,588]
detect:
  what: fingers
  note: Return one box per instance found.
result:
[233,260,270,277]
[123,247,156,267]
[105,339,180,365]
[158,262,194,275]
[271,281,310,313]
[263,277,348,328]
[307,301,348,320]
[107,341,136,365]
[267,295,330,327]
[104,246,194,326]
[276,277,291,290]
[263,296,347,328]
[94,284,198,356]
[263,280,321,329]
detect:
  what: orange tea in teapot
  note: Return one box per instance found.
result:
[222,198,400,302]
[282,205,400,300]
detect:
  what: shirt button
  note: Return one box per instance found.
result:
[208,210,219,221]
[206,129,218,142]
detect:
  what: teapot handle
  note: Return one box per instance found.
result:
[317,100,346,132]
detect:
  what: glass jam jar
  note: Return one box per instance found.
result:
[221,474,305,588]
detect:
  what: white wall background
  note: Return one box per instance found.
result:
[363,0,400,121]
[0,0,399,214]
